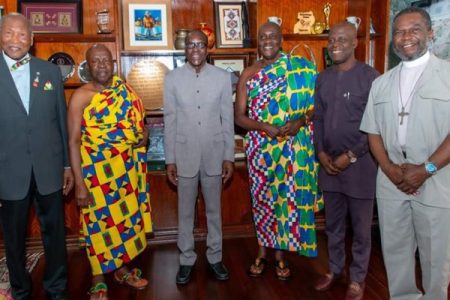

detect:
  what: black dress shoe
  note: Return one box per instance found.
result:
[209,262,229,280]
[176,265,194,285]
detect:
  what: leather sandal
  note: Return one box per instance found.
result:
[275,260,291,281]
[247,257,268,277]
[88,282,108,300]
[114,268,148,290]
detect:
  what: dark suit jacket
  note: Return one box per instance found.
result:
[0,54,69,200]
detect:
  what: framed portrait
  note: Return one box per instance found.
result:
[210,54,248,101]
[18,0,82,33]
[214,1,245,48]
[122,0,173,51]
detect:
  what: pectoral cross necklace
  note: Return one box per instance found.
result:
[398,64,422,125]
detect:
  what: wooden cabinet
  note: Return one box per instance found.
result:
[0,0,387,250]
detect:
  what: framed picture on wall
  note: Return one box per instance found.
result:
[18,0,82,33]
[122,0,173,51]
[210,54,248,101]
[209,54,248,74]
[214,1,245,48]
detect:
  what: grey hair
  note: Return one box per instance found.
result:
[0,13,33,34]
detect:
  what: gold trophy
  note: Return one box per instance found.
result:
[323,2,332,33]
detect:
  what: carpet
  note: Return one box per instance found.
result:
[0,252,43,300]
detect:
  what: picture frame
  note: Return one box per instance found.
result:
[214,1,245,48]
[210,54,248,100]
[18,0,82,33]
[122,0,173,51]
[209,54,248,74]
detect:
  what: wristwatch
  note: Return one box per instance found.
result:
[346,150,357,163]
[424,161,437,175]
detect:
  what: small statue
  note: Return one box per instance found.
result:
[323,2,332,32]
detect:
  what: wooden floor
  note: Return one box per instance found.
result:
[28,230,448,300]
[27,231,384,300]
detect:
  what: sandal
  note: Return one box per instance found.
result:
[275,260,291,281]
[114,268,148,290]
[88,282,108,300]
[247,257,268,277]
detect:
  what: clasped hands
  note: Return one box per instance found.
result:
[262,119,304,139]
[318,152,351,175]
[382,162,430,195]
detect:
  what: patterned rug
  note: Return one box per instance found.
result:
[0,252,43,300]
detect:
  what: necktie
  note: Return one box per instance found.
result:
[10,56,31,71]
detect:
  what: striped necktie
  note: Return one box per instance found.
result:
[10,56,31,71]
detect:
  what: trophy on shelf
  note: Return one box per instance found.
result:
[96,9,112,34]
[323,2,332,33]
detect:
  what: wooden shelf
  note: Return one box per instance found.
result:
[283,33,329,41]
[209,48,257,54]
[33,34,116,43]
[370,33,383,38]
[121,48,257,56]
[146,110,164,116]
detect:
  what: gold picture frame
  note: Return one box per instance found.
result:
[122,0,173,51]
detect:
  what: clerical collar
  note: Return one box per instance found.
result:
[402,51,430,69]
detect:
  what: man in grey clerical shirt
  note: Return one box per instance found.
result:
[163,30,234,285]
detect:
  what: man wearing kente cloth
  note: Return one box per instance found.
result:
[235,22,323,280]
[68,45,152,300]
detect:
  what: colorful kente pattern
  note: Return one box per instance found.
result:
[80,76,152,275]
[245,54,323,256]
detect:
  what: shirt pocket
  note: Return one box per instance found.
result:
[418,88,449,132]
[372,93,392,130]
[345,91,369,122]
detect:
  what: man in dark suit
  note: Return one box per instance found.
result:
[0,13,73,300]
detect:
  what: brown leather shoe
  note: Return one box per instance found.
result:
[314,271,345,291]
[345,281,365,300]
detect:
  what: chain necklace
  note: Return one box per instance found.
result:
[398,63,424,125]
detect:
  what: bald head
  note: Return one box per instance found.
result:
[185,29,207,45]
[330,21,357,39]
[258,22,282,40]
[86,44,112,61]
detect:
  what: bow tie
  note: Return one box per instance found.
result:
[10,56,31,71]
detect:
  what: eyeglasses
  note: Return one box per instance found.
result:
[185,42,207,49]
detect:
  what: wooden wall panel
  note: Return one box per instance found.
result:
[82,0,116,35]
[172,0,214,32]
[148,172,179,232]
